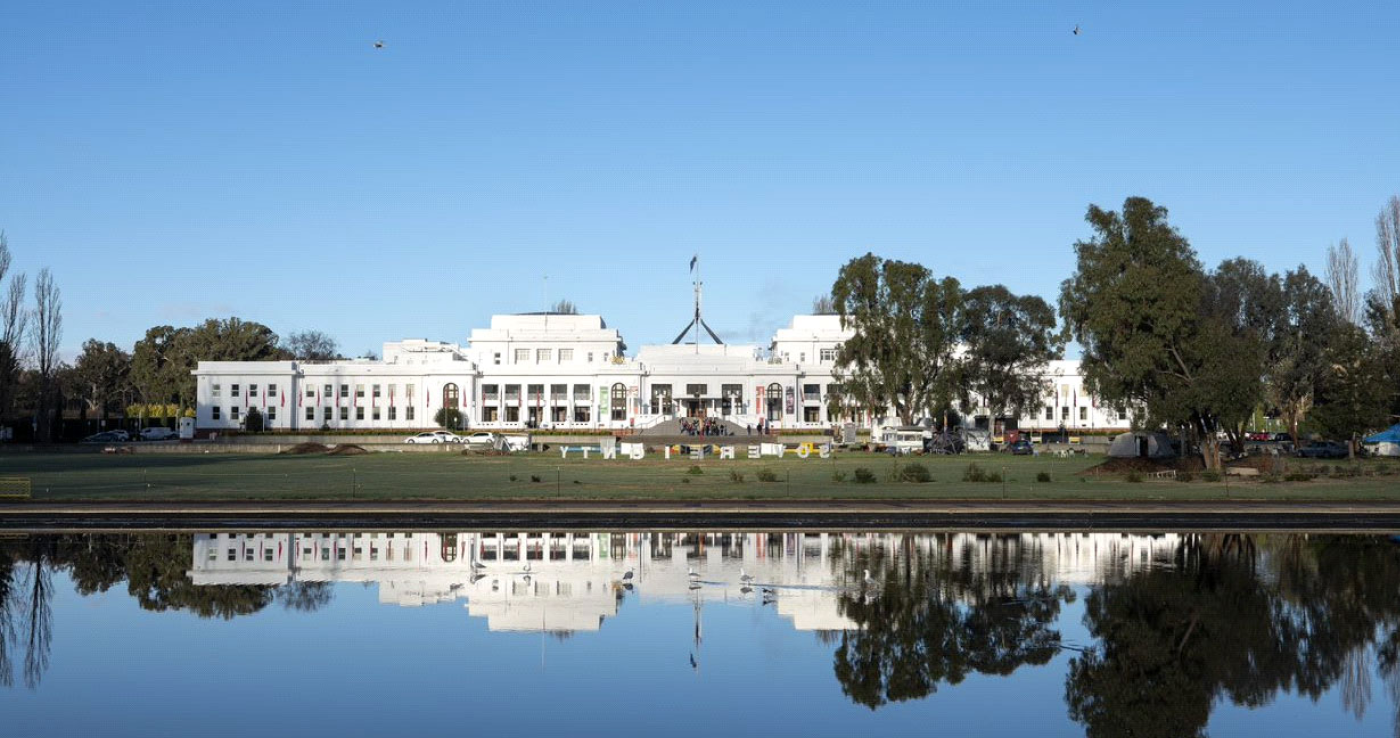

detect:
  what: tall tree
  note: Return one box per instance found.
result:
[132,318,286,409]
[1374,196,1400,311]
[1327,238,1362,326]
[1060,198,1262,470]
[1268,266,1342,444]
[957,285,1063,427]
[548,299,578,315]
[811,294,836,315]
[830,254,963,426]
[30,269,62,443]
[1310,325,1392,457]
[280,330,341,361]
[70,340,130,421]
[0,232,27,424]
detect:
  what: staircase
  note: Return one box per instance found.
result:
[637,417,753,437]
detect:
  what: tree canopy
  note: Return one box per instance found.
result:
[958,285,1063,423]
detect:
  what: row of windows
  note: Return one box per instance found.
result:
[1042,406,1118,422]
[212,405,419,423]
[496,348,602,365]
[211,383,279,398]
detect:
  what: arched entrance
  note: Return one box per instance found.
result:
[766,382,783,422]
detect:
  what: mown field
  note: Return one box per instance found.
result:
[2,450,1399,502]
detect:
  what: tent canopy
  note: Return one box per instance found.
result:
[1107,431,1176,459]
[1363,424,1400,444]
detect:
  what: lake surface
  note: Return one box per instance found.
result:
[3,529,1400,736]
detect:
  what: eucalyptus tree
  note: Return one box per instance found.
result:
[957,285,1063,429]
[1059,197,1261,470]
[280,329,341,361]
[70,339,131,421]
[829,254,963,426]
[30,269,62,442]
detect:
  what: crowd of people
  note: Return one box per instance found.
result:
[680,417,736,437]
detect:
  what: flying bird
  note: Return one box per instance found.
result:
[1072,25,1080,36]
[373,40,385,49]
[622,568,635,582]
[689,653,698,669]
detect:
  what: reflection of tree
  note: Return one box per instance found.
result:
[276,581,334,613]
[1066,534,1400,738]
[0,548,15,688]
[831,535,1072,709]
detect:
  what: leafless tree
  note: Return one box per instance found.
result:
[1327,238,1361,325]
[811,294,837,315]
[1375,196,1400,306]
[281,329,341,361]
[0,233,26,422]
[548,299,579,315]
[30,268,62,442]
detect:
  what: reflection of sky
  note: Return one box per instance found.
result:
[1,541,1396,736]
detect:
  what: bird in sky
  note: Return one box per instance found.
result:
[373,40,385,49]
[1072,25,1081,36]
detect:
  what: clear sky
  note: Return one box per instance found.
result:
[3,1,1398,360]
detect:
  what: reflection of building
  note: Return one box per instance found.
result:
[188,531,1184,633]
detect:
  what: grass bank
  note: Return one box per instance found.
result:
[2,451,1399,502]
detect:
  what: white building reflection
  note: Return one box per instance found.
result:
[188,531,1183,634]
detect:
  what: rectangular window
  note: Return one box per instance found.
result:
[1079,407,1088,421]
[573,384,590,400]
[482,384,499,401]
[323,384,333,401]
[804,406,820,422]
[356,407,365,421]
[559,348,573,362]
[573,406,590,423]
[406,406,415,422]
[505,406,520,422]
[267,384,277,398]
[322,407,332,421]
[306,407,315,421]
[551,384,567,400]
[372,407,380,421]
[483,406,498,422]
[305,387,314,398]
[231,384,241,398]
[212,406,222,420]
[686,383,707,396]
[388,406,396,421]
[372,384,381,399]
[340,384,349,399]
[1061,406,1070,420]
[249,384,258,397]
[587,352,594,363]
[493,352,501,365]
[515,348,530,363]
[268,406,277,422]
[230,406,240,421]
[1045,406,1054,420]
[537,348,551,363]
[212,383,222,398]
[340,407,349,421]
[355,384,365,399]
[528,384,544,402]
[803,384,820,401]
[819,348,837,362]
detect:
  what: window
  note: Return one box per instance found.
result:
[340,407,349,421]
[685,383,707,397]
[1061,406,1070,420]
[306,407,314,421]
[799,353,806,363]
[372,384,381,399]
[340,384,349,399]
[559,348,573,362]
[574,407,590,423]
[587,352,594,363]
[212,383,222,398]
[803,384,820,401]
[483,406,498,422]
[356,407,365,421]
[515,348,530,363]
[820,348,836,362]
[406,384,415,402]
[482,384,499,400]
[442,383,459,408]
[212,406,222,420]
[505,406,519,422]
[355,384,365,399]
[1045,406,1053,420]
[230,406,240,421]
[268,406,277,422]
[528,384,544,402]
[372,407,381,421]
[388,407,396,421]
[573,384,590,401]
[493,352,501,365]
[537,348,551,363]
[323,407,333,421]
[249,384,258,398]
[551,384,567,399]
[406,406,415,422]
[1079,407,1088,421]
[264,548,274,562]
[231,384,240,398]
[305,387,314,398]
[804,406,820,422]
[611,383,627,421]
[324,384,333,401]
[267,384,277,398]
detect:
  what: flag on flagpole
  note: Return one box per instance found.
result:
[281,389,285,408]
[390,385,395,408]
[689,254,697,272]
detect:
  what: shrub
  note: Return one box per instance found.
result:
[530,475,541,483]
[681,477,690,484]
[244,407,265,432]
[757,468,779,483]
[1126,471,1143,483]
[686,465,704,475]
[1201,470,1222,482]
[1284,472,1315,482]
[433,407,465,431]
[729,470,746,483]
[831,470,849,483]
[1176,470,1194,483]
[509,474,518,482]
[1036,471,1052,483]
[962,463,1002,483]
[896,463,932,483]
[853,467,877,484]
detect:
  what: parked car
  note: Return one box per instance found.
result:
[1008,439,1035,455]
[462,432,497,447]
[1295,441,1350,459]
[1271,432,1293,443]
[81,430,130,444]
[404,431,462,444]
[139,427,178,441]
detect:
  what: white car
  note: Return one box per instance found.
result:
[139,427,178,441]
[405,431,462,444]
[462,432,497,447]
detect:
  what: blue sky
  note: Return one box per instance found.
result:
[3,1,1398,360]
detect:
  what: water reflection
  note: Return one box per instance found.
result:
[3,530,1400,735]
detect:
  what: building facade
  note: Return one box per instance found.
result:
[192,313,1130,434]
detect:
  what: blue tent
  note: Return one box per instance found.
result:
[1363,424,1400,457]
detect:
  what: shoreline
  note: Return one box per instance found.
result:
[7,499,1400,531]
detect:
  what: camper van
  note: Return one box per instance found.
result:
[876,425,930,455]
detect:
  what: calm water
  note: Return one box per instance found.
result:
[3,530,1400,737]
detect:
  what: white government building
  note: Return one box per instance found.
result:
[192,311,1130,435]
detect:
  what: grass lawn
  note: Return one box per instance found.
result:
[2,450,1399,502]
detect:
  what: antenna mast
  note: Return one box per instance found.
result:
[671,254,724,349]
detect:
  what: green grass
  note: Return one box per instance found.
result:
[1,451,1398,502]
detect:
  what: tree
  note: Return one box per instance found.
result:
[70,339,130,421]
[1310,325,1392,457]
[1374,196,1400,313]
[0,232,27,424]
[811,294,836,315]
[548,299,579,315]
[957,285,1063,428]
[434,407,463,430]
[280,330,341,361]
[30,268,62,443]
[830,254,963,426]
[1059,198,1261,470]
[1268,266,1342,444]
[132,318,287,409]
[1327,238,1362,326]
[243,406,264,432]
